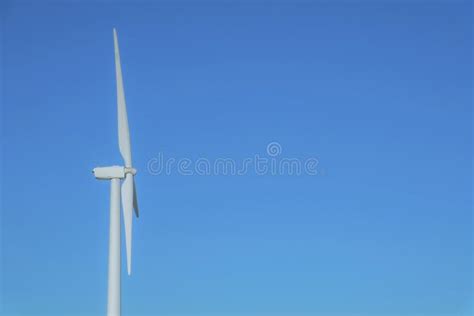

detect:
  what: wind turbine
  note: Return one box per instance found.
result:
[93,28,139,316]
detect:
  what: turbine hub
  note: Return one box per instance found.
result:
[125,167,137,175]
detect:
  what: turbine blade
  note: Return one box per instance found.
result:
[121,173,134,275]
[133,177,139,218]
[113,28,132,167]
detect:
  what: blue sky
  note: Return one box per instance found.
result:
[1,1,472,315]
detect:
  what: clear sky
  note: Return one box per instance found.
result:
[1,1,472,315]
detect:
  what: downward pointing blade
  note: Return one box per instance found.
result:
[133,177,139,217]
[113,28,132,168]
[121,173,134,275]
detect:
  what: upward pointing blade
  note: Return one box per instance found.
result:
[121,173,134,275]
[113,28,132,168]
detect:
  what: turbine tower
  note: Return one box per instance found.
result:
[93,28,139,316]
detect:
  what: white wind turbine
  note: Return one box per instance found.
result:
[93,28,139,316]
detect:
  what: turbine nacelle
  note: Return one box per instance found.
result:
[93,166,137,180]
